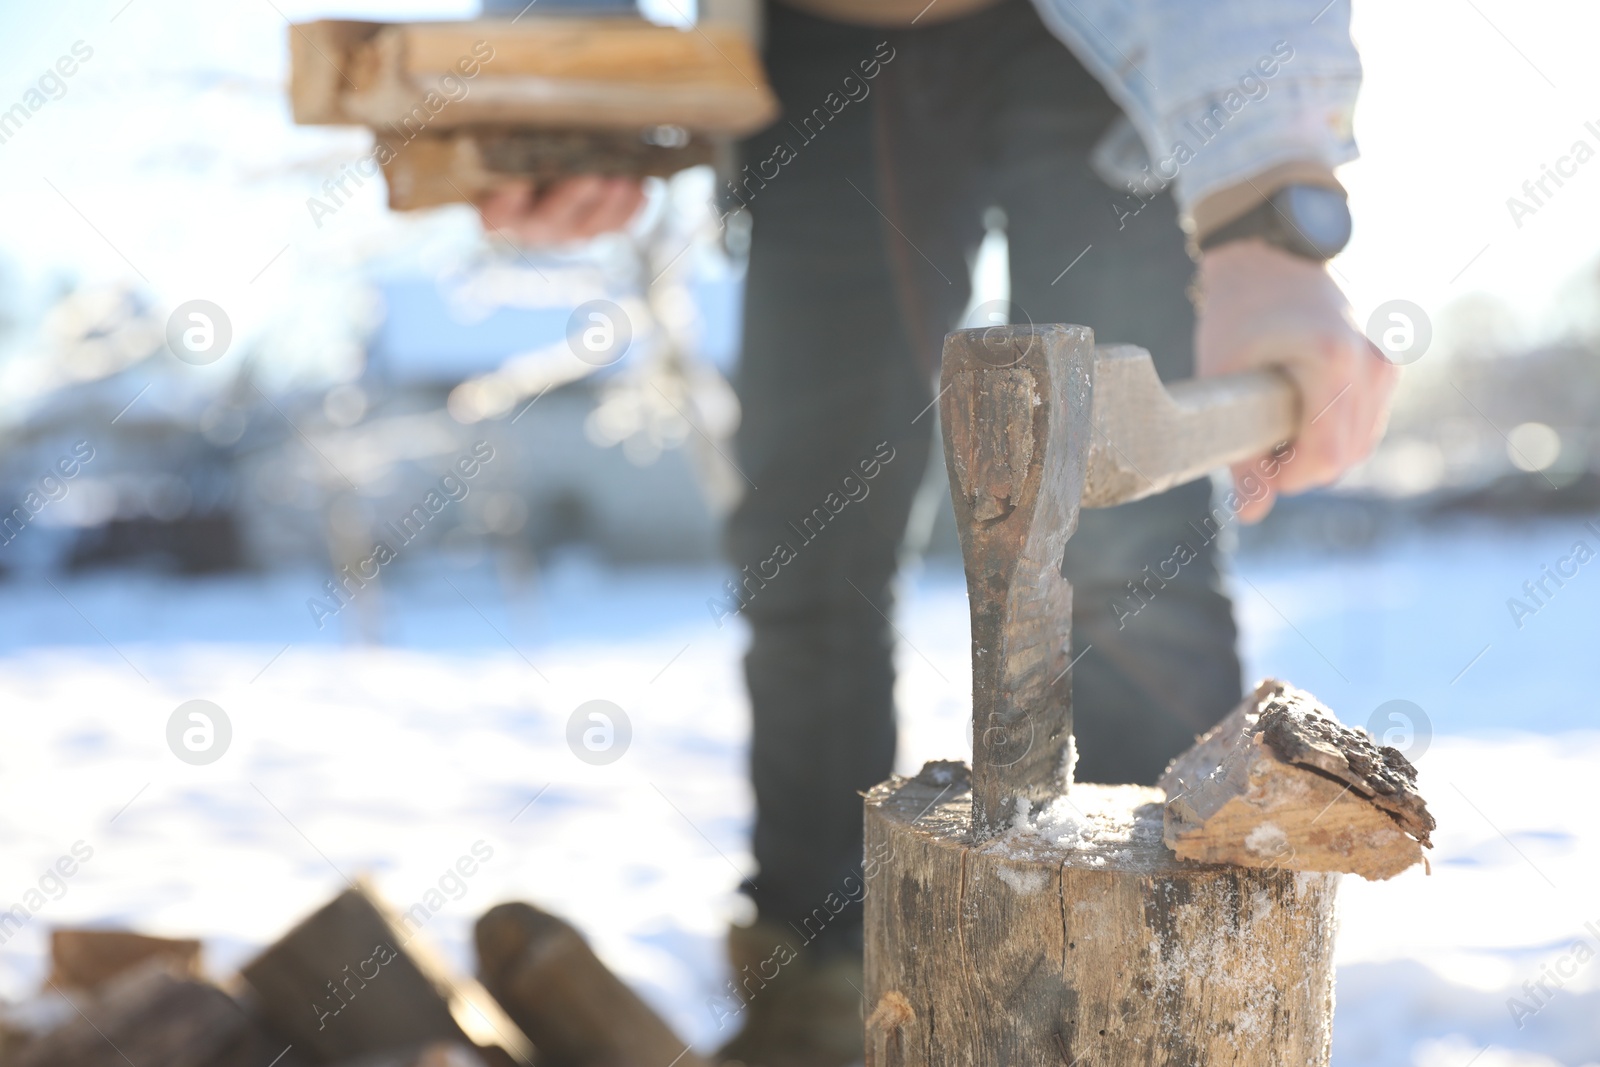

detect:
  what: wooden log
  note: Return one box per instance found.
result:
[380,128,713,211]
[48,928,202,993]
[288,20,384,124]
[863,765,1340,1066]
[239,882,535,1065]
[1161,679,1434,880]
[15,959,279,1067]
[474,902,709,1067]
[289,18,777,135]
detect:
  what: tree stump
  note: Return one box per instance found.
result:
[864,764,1339,1066]
[865,327,1345,1065]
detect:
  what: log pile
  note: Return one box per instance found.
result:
[0,887,706,1067]
[13,959,280,1067]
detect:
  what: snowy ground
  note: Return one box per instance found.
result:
[1,516,1598,1066]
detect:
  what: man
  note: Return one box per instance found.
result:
[480,1,1394,1063]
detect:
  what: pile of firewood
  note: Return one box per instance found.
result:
[0,884,707,1067]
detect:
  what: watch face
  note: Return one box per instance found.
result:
[1278,185,1352,257]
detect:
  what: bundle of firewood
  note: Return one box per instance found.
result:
[0,885,706,1067]
[289,14,776,210]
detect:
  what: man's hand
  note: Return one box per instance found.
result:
[477,175,645,247]
[1194,238,1397,523]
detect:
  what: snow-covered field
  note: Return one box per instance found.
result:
[1,517,1597,1065]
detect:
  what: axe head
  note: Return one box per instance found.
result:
[939,323,1093,839]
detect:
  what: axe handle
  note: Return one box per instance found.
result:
[1083,345,1301,508]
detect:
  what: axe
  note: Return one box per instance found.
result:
[939,323,1300,836]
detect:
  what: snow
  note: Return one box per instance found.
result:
[1245,822,1289,858]
[1000,783,1166,870]
[994,866,1049,895]
[0,519,1596,1063]
[1059,732,1077,788]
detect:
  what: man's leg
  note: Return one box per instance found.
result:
[726,3,962,968]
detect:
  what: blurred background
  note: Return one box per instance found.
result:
[0,2,1598,1065]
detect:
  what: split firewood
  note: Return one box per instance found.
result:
[289,18,774,134]
[475,902,709,1067]
[239,881,535,1065]
[380,128,714,211]
[1160,679,1436,880]
[288,17,775,207]
[14,958,280,1067]
[48,928,203,993]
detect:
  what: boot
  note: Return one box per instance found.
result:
[713,921,864,1067]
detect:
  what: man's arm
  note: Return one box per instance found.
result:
[1032,0,1389,519]
[1029,0,1362,230]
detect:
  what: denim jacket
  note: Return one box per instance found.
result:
[1030,0,1361,226]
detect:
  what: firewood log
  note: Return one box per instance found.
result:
[1160,679,1434,880]
[379,128,714,211]
[14,959,278,1067]
[289,18,774,135]
[475,902,708,1067]
[48,928,202,993]
[239,881,534,1065]
[288,16,775,207]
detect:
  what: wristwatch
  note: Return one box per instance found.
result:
[1197,184,1352,262]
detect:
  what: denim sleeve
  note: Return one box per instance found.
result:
[1029,0,1361,217]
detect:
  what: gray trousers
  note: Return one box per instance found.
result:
[726,0,1243,946]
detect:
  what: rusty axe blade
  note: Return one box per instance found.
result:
[939,324,1301,837]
